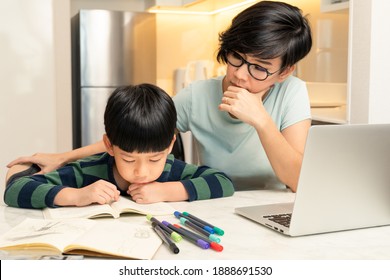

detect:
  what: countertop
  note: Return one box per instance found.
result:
[1,189,389,260]
[311,106,347,124]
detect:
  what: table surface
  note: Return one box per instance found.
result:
[1,189,390,260]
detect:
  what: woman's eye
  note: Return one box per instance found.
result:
[253,65,267,72]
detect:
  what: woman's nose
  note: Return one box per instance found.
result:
[234,63,250,80]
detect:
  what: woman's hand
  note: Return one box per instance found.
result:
[6,141,107,174]
[6,153,68,174]
[218,86,268,127]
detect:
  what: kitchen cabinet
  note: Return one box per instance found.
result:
[317,0,390,124]
[321,0,349,13]
[348,0,390,123]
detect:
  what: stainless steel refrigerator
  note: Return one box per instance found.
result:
[71,9,156,148]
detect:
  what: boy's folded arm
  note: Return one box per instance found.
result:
[180,169,235,201]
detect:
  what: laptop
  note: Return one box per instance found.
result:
[235,124,390,236]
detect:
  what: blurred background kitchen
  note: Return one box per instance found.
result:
[1,0,389,186]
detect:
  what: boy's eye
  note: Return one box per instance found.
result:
[150,158,162,163]
[123,159,135,163]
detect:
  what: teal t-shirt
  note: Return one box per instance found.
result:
[173,75,311,190]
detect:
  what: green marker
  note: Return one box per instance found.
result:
[182,211,224,236]
[146,214,182,242]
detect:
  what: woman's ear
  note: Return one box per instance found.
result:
[277,65,296,82]
[103,134,115,156]
[167,134,177,154]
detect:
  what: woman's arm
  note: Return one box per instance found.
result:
[6,141,106,174]
[255,117,311,192]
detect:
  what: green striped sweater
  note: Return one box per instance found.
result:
[4,153,234,209]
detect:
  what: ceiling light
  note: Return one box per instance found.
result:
[148,0,256,15]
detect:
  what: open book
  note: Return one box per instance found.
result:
[0,218,161,259]
[43,196,175,219]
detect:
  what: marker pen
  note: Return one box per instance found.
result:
[174,211,214,234]
[162,221,210,250]
[173,224,223,252]
[146,214,182,242]
[179,217,221,243]
[182,211,225,236]
[152,223,180,254]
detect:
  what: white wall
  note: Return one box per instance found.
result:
[0,0,72,186]
[348,0,390,123]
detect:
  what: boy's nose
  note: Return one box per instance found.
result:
[134,163,148,177]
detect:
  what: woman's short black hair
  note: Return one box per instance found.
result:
[104,84,177,153]
[217,0,312,71]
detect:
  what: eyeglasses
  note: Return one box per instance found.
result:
[226,51,280,81]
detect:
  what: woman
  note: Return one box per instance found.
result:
[7,1,312,192]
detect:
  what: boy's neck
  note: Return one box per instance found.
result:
[112,164,129,192]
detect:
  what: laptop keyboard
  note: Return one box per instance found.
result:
[263,213,292,228]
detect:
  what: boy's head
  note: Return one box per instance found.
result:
[104,83,176,153]
[217,0,312,72]
[103,84,177,184]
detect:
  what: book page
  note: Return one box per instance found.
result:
[111,196,176,216]
[0,218,95,252]
[64,219,162,259]
[43,204,117,220]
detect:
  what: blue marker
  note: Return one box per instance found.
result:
[162,221,210,250]
[183,211,224,236]
[180,217,221,243]
[174,211,214,234]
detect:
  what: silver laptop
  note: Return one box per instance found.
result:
[235,124,390,236]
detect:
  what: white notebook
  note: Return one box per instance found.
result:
[43,196,175,219]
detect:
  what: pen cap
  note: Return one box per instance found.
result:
[170,231,182,242]
[209,242,223,252]
[146,214,153,221]
[174,211,181,218]
[179,217,187,225]
[209,234,221,243]
[213,227,224,236]
[197,239,210,249]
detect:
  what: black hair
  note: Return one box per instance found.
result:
[104,84,177,153]
[217,0,312,71]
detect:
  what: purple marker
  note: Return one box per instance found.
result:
[174,211,214,234]
[162,221,210,249]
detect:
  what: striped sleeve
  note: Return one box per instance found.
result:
[4,153,112,209]
[167,156,235,201]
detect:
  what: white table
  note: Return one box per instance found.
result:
[1,189,390,260]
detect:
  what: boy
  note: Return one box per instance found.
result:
[4,84,234,209]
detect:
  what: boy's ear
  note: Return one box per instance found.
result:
[277,65,296,82]
[167,134,177,154]
[103,134,115,156]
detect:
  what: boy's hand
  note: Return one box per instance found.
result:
[127,181,188,203]
[127,182,165,204]
[54,180,120,207]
